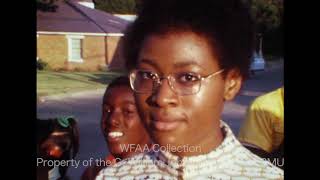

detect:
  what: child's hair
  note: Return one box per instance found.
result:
[103,76,131,103]
[106,76,130,90]
[123,0,255,79]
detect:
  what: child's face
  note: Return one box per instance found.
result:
[39,132,69,159]
[133,31,241,155]
[101,86,149,159]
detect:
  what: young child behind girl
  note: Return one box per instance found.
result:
[81,76,151,180]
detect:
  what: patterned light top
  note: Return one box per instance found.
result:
[96,121,284,180]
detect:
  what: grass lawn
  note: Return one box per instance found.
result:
[37,70,124,97]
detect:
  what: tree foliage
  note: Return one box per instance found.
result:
[249,0,283,33]
[93,0,141,14]
[36,0,59,12]
[241,0,283,56]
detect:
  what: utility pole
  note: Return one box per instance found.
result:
[258,33,264,58]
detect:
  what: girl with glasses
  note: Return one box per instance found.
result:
[97,0,284,179]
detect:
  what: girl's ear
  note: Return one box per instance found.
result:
[223,69,243,101]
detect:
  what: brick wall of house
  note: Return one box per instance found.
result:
[37,34,68,70]
[37,34,107,71]
[106,36,126,71]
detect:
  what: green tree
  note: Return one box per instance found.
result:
[93,0,139,14]
[37,0,59,12]
[244,0,283,58]
[250,0,283,33]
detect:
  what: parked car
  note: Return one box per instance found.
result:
[250,52,265,72]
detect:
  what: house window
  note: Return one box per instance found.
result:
[67,35,84,62]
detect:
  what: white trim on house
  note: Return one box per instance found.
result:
[66,35,85,39]
[113,14,137,22]
[66,35,84,63]
[37,31,124,37]
[78,2,95,9]
[105,33,124,37]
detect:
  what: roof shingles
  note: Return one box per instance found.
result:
[37,0,129,34]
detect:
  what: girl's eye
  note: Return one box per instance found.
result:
[104,107,112,114]
[140,71,157,80]
[177,72,200,83]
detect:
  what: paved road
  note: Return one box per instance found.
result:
[37,65,283,180]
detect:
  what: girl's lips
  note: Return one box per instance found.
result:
[151,120,182,131]
[150,111,185,131]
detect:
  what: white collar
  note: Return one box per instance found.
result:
[48,166,61,180]
[152,121,240,168]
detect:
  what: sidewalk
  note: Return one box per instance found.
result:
[38,88,106,103]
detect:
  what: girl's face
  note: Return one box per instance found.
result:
[133,31,241,156]
[101,86,149,159]
[39,132,69,159]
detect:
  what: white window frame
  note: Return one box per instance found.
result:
[66,35,84,63]
[37,34,39,61]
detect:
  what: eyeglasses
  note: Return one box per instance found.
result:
[129,69,224,96]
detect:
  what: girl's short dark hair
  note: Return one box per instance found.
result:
[123,0,255,79]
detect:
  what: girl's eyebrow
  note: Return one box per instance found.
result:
[173,60,205,70]
[139,58,206,72]
[138,58,161,71]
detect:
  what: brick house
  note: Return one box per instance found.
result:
[37,0,129,71]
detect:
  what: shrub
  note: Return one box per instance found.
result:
[37,59,50,70]
[97,64,107,72]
